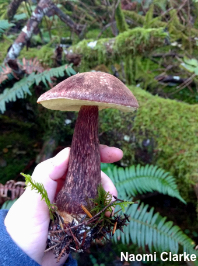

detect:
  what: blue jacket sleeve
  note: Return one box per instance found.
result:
[0,210,77,266]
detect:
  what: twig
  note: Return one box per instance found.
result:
[44,243,60,252]
[169,73,196,95]
[50,198,118,234]
[7,0,24,21]
[97,21,116,38]
[50,196,131,235]
[68,227,80,248]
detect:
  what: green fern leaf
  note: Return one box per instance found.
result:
[0,64,76,113]
[0,20,14,36]
[103,164,185,204]
[21,173,57,220]
[113,202,197,257]
[0,73,34,112]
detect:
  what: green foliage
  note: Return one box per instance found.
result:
[115,2,128,33]
[18,38,57,65]
[0,20,14,37]
[0,1,9,19]
[115,27,167,55]
[99,85,198,191]
[102,164,185,203]
[0,121,39,184]
[153,0,168,12]
[0,64,76,113]
[144,4,154,28]
[114,202,197,257]
[70,27,167,83]
[90,185,133,218]
[90,184,112,215]
[101,163,197,258]
[21,173,57,220]
[0,36,12,62]
[181,57,198,74]
[89,254,105,266]
[13,13,28,21]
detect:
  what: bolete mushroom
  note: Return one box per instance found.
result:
[37,72,139,225]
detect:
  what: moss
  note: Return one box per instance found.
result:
[99,86,198,200]
[70,28,167,81]
[135,57,160,90]
[92,64,110,72]
[85,29,101,39]
[114,27,167,55]
[19,39,57,66]
[144,3,154,28]
[132,86,198,182]
[193,2,198,29]
[115,2,128,33]
[124,9,198,50]
[0,36,12,63]
[124,55,133,84]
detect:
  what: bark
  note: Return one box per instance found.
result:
[7,0,25,21]
[55,106,100,218]
[54,46,63,66]
[5,0,84,76]
[5,0,52,73]
[50,4,84,35]
[6,59,25,78]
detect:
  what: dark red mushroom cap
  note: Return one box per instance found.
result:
[37,72,139,112]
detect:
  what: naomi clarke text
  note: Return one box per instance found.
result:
[120,252,197,262]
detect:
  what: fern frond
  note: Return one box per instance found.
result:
[113,202,197,257]
[34,64,75,86]
[0,64,76,113]
[20,58,45,74]
[0,64,12,83]
[21,173,57,220]
[103,164,185,204]
[0,73,34,113]
[0,20,14,36]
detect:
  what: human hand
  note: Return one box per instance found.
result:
[4,145,123,266]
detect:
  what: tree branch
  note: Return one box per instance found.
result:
[4,0,84,77]
[7,0,25,21]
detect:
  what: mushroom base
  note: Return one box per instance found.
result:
[46,211,129,262]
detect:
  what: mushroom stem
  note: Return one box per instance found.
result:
[55,105,100,220]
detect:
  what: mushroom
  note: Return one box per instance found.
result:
[37,72,139,224]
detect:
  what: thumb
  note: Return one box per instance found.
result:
[30,147,70,202]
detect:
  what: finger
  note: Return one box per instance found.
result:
[32,148,70,182]
[30,148,70,201]
[101,171,117,217]
[49,147,71,181]
[100,145,123,163]
[41,250,69,266]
